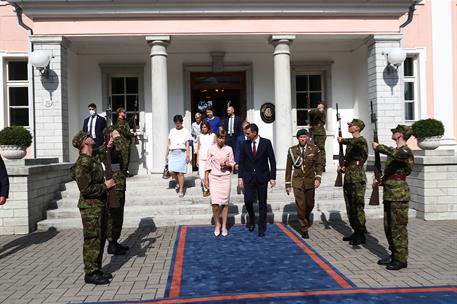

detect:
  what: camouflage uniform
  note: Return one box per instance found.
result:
[375,126,414,264]
[285,129,323,234]
[114,108,132,173]
[70,131,107,275]
[309,108,326,168]
[341,120,368,235]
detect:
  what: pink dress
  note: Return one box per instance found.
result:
[205,144,235,205]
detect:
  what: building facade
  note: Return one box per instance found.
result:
[1,0,456,174]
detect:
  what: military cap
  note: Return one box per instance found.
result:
[391,124,412,140]
[72,131,91,149]
[296,128,309,137]
[347,118,365,131]
[116,107,126,114]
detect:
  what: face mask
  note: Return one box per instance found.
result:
[89,110,96,116]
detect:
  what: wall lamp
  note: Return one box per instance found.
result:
[29,50,52,78]
[383,48,407,71]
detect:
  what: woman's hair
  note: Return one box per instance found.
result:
[242,120,250,129]
[200,121,212,133]
[173,114,183,123]
[215,129,227,139]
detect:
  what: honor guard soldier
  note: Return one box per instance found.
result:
[337,118,368,245]
[285,129,323,239]
[115,107,133,176]
[70,131,116,285]
[373,125,414,270]
[309,101,327,170]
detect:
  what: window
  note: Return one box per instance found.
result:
[294,73,324,126]
[6,60,29,126]
[404,57,418,121]
[109,76,140,127]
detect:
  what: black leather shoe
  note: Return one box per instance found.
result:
[349,233,366,246]
[377,256,392,265]
[301,232,309,239]
[342,233,356,241]
[108,242,127,255]
[248,225,255,232]
[115,242,129,251]
[97,271,113,280]
[84,272,110,285]
[258,231,265,237]
[386,260,407,270]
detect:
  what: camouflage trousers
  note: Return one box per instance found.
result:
[343,182,367,232]
[312,135,326,167]
[293,187,315,233]
[79,205,107,274]
[107,191,125,242]
[384,201,409,263]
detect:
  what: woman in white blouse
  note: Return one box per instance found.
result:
[166,115,191,198]
[196,121,215,196]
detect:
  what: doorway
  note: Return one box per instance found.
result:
[190,72,246,121]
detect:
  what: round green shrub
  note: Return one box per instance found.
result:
[412,118,445,139]
[0,126,33,148]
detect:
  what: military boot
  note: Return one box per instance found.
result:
[386,260,407,270]
[377,255,393,265]
[84,272,110,285]
[108,241,127,255]
[349,232,366,246]
[97,271,113,280]
[342,233,356,241]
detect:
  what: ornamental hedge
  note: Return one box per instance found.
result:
[0,126,33,148]
[411,118,445,139]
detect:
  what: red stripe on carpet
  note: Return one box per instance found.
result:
[276,223,352,289]
[169,226,187,298]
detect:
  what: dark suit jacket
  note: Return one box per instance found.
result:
[0,156,9,198]
[238,137,276,184]
[83,114,107,148]
[223,115,242,137]
[234,134,247,164]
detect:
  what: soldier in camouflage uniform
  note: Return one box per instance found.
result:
[114,107,133,176]
[337,118,368,245]
[373,124,414,270]
[285,129,323,239]
[70,131,116,285]
[104,126,130,255]
[309,101,327,170]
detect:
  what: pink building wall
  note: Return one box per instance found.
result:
[0,5,30,52]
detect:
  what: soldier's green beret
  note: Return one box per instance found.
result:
[72,131,91,149]
[391,124,412,140]
[296,128,308,137]
[116,107,126,114]
[347,118,365,131]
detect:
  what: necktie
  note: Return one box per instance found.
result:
[230,117,234,135]
[252,141,257,157]
[89,116,94,137]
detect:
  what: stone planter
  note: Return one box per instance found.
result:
[0,145,26,159]
[417,136,442,150]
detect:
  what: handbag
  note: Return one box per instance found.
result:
[162,163,171,179]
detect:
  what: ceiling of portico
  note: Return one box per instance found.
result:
[68,34,368,55]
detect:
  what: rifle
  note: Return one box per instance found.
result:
[369,101,381,205]
[132,113,139,145]
[334,103,344,187]
[104,97,119,208]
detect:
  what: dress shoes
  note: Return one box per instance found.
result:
[258,231,265,237]
[301,231,309,239]
[247,225,255,232]
[377,256,392,265]
[349,233,366,246]
[386,260,407,270]
[108,241,128,255]
[84,272,111,285]
[342,233,356,241]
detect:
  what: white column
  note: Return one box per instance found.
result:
[30,36,70,162]
[146,36,170,172]
[365,34,404,144]
[271,35,295,170]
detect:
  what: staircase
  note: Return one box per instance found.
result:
[37,167,392,230]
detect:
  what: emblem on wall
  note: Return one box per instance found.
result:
[260,103,275,123]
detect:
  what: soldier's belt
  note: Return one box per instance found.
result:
[384,174,406,181]
[345,160,364,167]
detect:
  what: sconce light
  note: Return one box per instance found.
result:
[29,50,52,78]
[383,48,407,70]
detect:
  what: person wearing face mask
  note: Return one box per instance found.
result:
[82,103,107,149]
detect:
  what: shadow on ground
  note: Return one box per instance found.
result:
[0,227,59,259]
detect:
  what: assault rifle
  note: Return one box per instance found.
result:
[132,113,139,145]
[369,101,381,206]
[104,97,119,208]
[334,103,344,187]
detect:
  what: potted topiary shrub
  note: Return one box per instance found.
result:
[411,118,445,150]
[0,126,33,159]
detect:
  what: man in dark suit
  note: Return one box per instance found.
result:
[223,106,243,150]
[82,103,107,149]
[0,155,9,206]
[238,123,276,237]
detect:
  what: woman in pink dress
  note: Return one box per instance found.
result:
[204,130,235,237]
